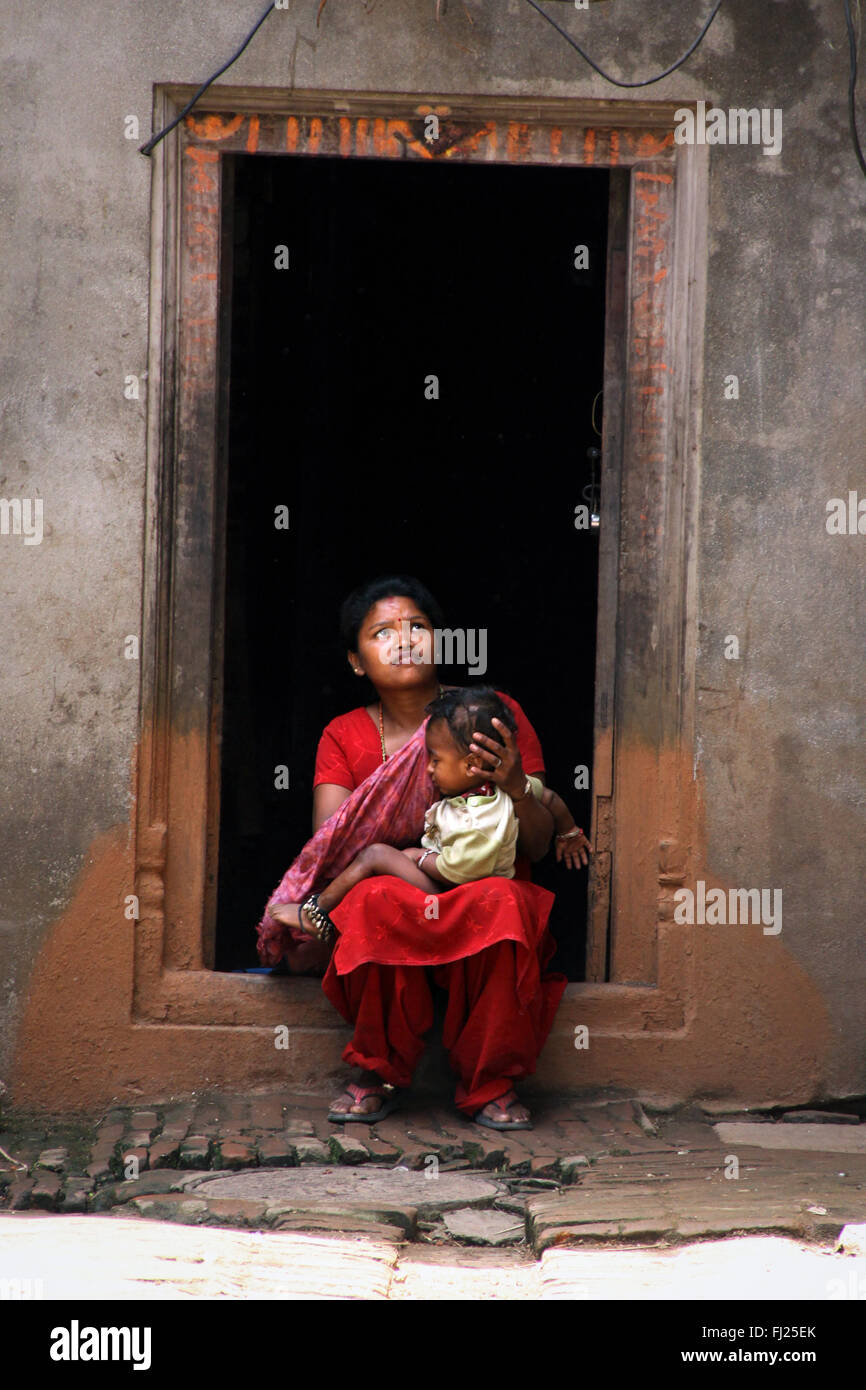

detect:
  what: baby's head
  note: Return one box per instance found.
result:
[424,687,517,797]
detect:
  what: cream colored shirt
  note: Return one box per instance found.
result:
[420,776,544,884]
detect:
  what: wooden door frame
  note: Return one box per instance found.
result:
[135,86,707,1035]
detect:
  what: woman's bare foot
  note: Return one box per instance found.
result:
[329,1069,389,1117]
[476,1089,531,1128]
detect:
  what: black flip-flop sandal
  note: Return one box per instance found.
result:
[328,1082,400,1125]
[473,1088,533,1131]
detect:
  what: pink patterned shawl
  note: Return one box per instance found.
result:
[256,721,434,966]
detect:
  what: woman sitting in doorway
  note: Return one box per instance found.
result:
[257,575,592,1130]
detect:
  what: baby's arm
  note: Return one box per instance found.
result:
[536,785,577,836]
[533,785,592,868]
[409,846,455,885]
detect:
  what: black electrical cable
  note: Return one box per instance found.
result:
[521,0,722,88]
[844,0,866,177]
[139,1,276,156]
[137,0,862,176]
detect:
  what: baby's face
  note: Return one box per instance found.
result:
[425,720,486,797]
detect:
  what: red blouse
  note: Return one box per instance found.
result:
[313,691,546,791]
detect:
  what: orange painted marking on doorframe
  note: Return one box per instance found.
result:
[286,116,299,152]
[339,117,352,156]
[308,117,324,153]
[245,115,260,153]
[506,122,530,161]
[609,130,620,165]
[355,118,370,156]
[550,127,563,159]
[188,219,218,246]
[634,170,674,184]
[456,123,495,155]
[184,146,218,193]
[633,131,676,159]
[184,146,218,165]
[191,273,218,283]
[634,231,667,255]
[583,129,596,164]
[633,183,665,215]
[620,130,676,161]
[184,113,245,142]
[373,119,432,159]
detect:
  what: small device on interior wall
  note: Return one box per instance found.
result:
[583,446,601,531]
[581,386,603,530]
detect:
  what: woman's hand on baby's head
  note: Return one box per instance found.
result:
[467,718,524,798]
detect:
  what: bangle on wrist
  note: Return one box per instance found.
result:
[556,827,584,840]
[510,776,532,803]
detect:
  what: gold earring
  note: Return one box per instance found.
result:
[354,667,363,675]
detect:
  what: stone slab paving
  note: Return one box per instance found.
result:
[2,1091,865,1252]
[4,1215,866,1300]
[537,1234,866,1301]
[442,1208,525,1246]
[0,1214,400,1300]
[177,1166,504,1238]
[526,1162,866,1254]
[714,1122,866,1153]
[389,1244,540,1298]
[191,1166,502,1212]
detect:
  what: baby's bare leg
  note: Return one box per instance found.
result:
[317,844,440,914]
[266,901,302,928]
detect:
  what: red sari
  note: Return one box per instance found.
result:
[258,693,566,1116]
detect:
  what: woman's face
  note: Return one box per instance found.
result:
[348,594,438,692]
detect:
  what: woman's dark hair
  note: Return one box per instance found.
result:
[339,575,446,651]
[424,686,516,754]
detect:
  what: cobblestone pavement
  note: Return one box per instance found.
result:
[2,1090,865,1255]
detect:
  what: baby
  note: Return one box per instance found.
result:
[292,686,589,944]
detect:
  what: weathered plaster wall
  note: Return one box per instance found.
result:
[1,0,864,1108]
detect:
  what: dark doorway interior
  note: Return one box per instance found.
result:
[215,151,609,977]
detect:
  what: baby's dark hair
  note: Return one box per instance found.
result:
[424,686,516,754]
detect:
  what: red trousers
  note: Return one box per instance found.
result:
[322,939,566,1116]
